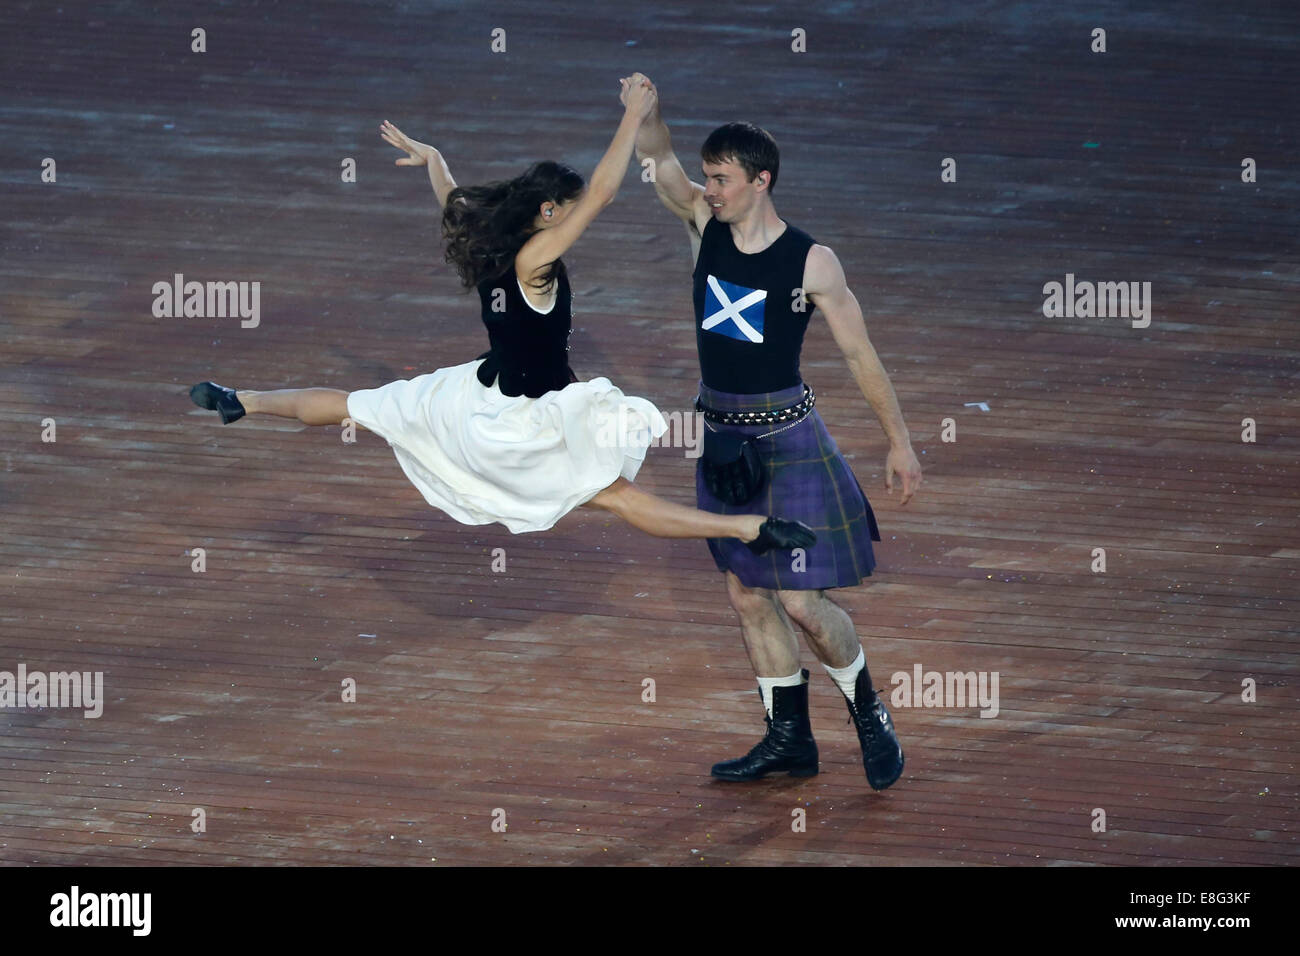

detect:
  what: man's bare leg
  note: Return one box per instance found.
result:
[724,573,801,677]
[776,589,862,670]
[710,571,819,781]
[777,587,904,790]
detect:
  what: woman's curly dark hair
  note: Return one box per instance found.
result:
[442,160,585,292]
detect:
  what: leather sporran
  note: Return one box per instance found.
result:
[701,428,766,506]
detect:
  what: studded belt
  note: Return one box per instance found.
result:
[695,385,816,426]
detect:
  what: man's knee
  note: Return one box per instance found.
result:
[777,588,830,627]
[724,572,778,621]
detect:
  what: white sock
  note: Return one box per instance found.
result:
[756,670,805,718]
[823,648,866,705]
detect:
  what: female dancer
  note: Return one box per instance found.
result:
[190,85,814,554]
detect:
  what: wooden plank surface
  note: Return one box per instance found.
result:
[1,0,1296,866]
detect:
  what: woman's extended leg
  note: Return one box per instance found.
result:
[190,380,354,427]
[587,477,800,547]
[239,388,351,426]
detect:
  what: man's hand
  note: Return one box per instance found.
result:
[884,443,923,504]
[380,120,437,167]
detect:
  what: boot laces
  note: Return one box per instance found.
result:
[847,688,883,737]
[746,715,778,758]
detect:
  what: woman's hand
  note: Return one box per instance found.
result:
[619,77,657,123]
[618,73,649,107]
[380,120,437,167]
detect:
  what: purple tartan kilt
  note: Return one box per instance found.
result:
[695,381,882,590]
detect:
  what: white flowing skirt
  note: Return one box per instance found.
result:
[346,359,669,533]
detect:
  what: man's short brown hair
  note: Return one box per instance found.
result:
[701,122,780,193]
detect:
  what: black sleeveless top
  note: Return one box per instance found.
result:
[693,216,817,393]
[475,261,576,398]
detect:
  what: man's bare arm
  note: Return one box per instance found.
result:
[805,244,923,503]
[622,75,710,237]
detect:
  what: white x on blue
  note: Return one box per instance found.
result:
[702,274,767,343]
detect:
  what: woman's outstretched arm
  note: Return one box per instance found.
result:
[380,120,459,208]
[515,82,656,275]
[585,80,656,206]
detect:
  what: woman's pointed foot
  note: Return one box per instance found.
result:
[746,517,817,555]
[189,381,246,424]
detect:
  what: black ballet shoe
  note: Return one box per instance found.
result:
[189,381,246,424]
[746,517,817,555]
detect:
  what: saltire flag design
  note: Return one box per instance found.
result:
[702,274,766,343]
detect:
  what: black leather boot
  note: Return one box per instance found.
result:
[711,669,819,780]
[843,666,904,791]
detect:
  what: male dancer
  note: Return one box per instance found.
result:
[623,74,923,790]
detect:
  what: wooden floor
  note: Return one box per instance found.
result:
[2,0,1296,866]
